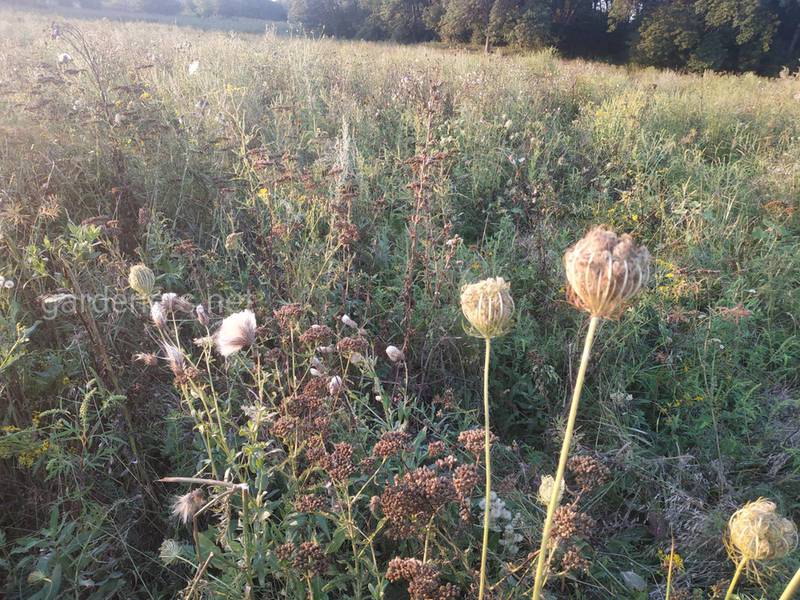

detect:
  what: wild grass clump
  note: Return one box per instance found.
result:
[1,7,800,599]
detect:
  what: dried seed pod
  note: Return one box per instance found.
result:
[727,498,797,562]
[564,226,650,319]
[460,277,514,339]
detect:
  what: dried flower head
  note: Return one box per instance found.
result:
[171,489,205,524]
[568,455,610,494]
[538,474,565,506]
[460,277,514,339]
[162,343,186,378]
[564,226,650,319]
[373,431,410,459]
[299,324,333,346]
[552,504,596,543]
[128,264,155,298]
[215,310,257,357]
[458,428,497,461]
[160,293,193,314]
[385,345,405,362]
[328,375,343,395]
[727,498,798,562]
[293,541,328,575]
[196,304,209,327]
[386,558,459,600]
[150,302,167,329]
[133,352,158,367]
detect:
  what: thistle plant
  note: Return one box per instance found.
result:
[723,498,798,600]
[460,276,514,600]
[531,227,649,600]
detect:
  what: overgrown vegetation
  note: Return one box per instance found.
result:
[1,9,800,599]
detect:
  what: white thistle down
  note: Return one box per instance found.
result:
[214,310,257,357]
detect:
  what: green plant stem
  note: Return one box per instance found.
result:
[478,337,492,600]
[241,486,254,598]
[724,557,747,600]
[780,565,800,600]
[531,315,599,600]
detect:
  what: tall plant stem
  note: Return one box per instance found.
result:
[724,557,747,600]
[780,565,800,600]
[531,315,599,600]
[478,337,492,600]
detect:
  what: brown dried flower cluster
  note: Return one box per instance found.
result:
[323,442,357,482]
[564,226,650,319]
[336,336,368,357]
[568,455,610,494]
[552,504,596,543]
[293,541,328,575]
[373,431,410,459]
[428,440,446,457]
[458,428,497,461]
[276,542,296,562]
[294,494,327,513]
[273,303,303,330]
[560,546,590,574]
[299,324,333,346]
[386,558,459,600]
[380,466,456,539]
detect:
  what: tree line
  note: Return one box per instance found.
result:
[286,0,800,73]
[14,0,800,73]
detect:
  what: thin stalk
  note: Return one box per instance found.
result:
[531,315,600,600]
[724,557,747,600]
[241,486,254,598]
[780,565,800,600]
[478,337,492,600]
[665,538,675,600]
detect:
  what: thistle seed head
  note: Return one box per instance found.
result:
[564,226,650,319]
[385,345,405,363]
[727,498,797,562]
[460,277,514,339]
[171,489,205,524]
[128,264,155,298]
[150,302,167,329]
[162,343,186,377]
[214,310,257,357]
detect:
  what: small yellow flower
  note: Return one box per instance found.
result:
[139,91,151,101]
[257,188,270,201]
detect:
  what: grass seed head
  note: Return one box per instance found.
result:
[460,277,514,339]
[564,226,650,319]
[727,498,797,562]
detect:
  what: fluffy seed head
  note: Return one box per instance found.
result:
[214,310,257,357]
[128,264,155,298]
[196,304,209,327]
[727,498,797,562]
[564,226,650,319]
[385,345,405,363]
[171,489,205,524]
[342,314,358,329]
[150,302,167,329]
[537,475,565,506]
[162,343,186,377]
[328,375,343,395]
[460,277,514,339]
[161,293,193,314]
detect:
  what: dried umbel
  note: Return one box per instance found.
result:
[128,264,155,298]
[727,498,797,562]
[537,475,565,506]
[171,489,205,524]
[386,558,458,600]
[460,277,514,339]
[215,310,257,357]
[372,431,410,459]
[564,227,650,319]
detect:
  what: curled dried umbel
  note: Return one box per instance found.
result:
[564,226,650,319]
[724,499,798,599]
[128,264,155,298]
[537,475,565,507]
[460,277,514,340]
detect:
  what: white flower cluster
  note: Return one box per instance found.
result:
[0,275,15,290]
[478,492,524,555]
[610,391,632,405]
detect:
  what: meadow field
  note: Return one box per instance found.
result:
[1,7,800,599]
